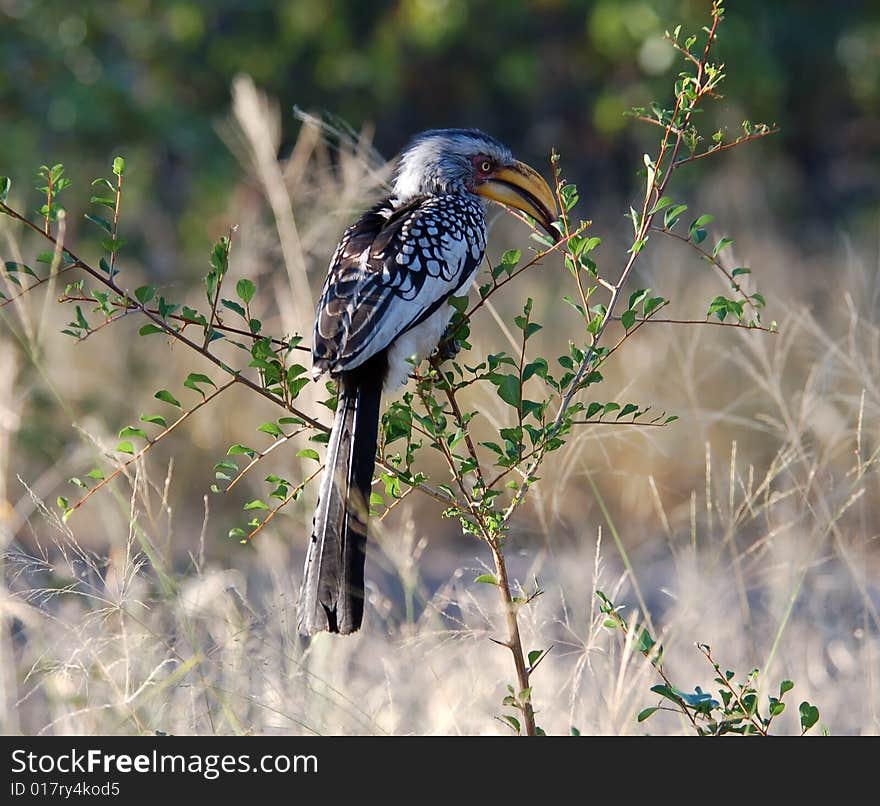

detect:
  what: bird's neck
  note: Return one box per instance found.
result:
[390,187,485,212]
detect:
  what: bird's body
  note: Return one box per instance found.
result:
[312,192,487,388]
[298,129,556,636]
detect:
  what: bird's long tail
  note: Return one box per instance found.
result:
[297,366,382,635]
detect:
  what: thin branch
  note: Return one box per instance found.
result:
[649,226,757,312]
[465,226,586,322]
[698,644,767,736]
[0,200,329,433]
[673,127,779,167]
[203,229,231,349]
[489,539,537,736]
[0,262,80,309]
[69,379,236,514]
[245,464,324,542]
[374,457,461,509]
[58,293,310,351]
[376,485,416,522]
[224,427,308,492]
[569,417,673,427]
[613,314,777,333]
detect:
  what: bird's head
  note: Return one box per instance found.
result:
[393,128,559,239]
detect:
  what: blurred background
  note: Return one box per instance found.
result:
[1,0,878,736]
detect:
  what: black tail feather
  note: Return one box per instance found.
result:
[297,357,384,635]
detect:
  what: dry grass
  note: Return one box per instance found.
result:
[1,79,878,735]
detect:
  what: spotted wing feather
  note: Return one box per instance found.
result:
[312,194,486,376]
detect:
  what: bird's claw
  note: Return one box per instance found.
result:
[436,327,462,362]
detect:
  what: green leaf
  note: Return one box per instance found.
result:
[0,176,10,203]
[84,213,112,233]
[637,707,660,722]
[258,421,284,438]
[474,574,497,585]
[155,389,181,408]
[184,372,216,397]
[769,701,786,717]
[243,499,269,511]
[297,448,320,462]
[236,277,256,304]
[118,426,147,441]
[628,289,650,310]
[799,701,819,732]
[221,298,246,317]
[779,680,794,696]
[585,402,602,419]
[712,236,734,257]
[732,267,751,278]
[559,183,579,211]
[649,685,680,705]
[689,214,714,244]
[140,413,168,428]
[214,459,238,477]
[86,468,105,481]
[227,444,256,457]
[502,715,521,733]
[494,374,521,408]
[643,296,665,317]
[116,440,135,455]
[621,309,636,330]
[74,306,89,330]
[138,324,165,336]
[522,357,548,382]
[134,285,156,305]
[617,403,639,419]
[647,196,673,216]
[664,204,688,229]
[527,650,543,666]
[112,156,126,176]
[501,249,521,268]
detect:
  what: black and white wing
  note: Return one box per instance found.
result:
[312,194,486,377]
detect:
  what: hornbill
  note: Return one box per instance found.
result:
[298,129,557,635]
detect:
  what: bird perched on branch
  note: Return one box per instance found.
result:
[298,128,557,635]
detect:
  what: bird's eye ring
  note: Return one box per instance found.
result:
[480,160,493,174]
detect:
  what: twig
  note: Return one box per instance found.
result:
[0,200,329,433]
[698,644,767,736]
[648,225,758,313]
[611,314,777,333]
[673,127,778,167]
[69,379,236,514]
[245,464,324,542]
[489,538,537,736]
[57,293,310,351]
[224,427,308,492]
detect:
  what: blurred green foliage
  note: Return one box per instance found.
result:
[2,0,878,263]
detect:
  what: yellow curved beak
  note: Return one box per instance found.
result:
[474,160,559,240]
